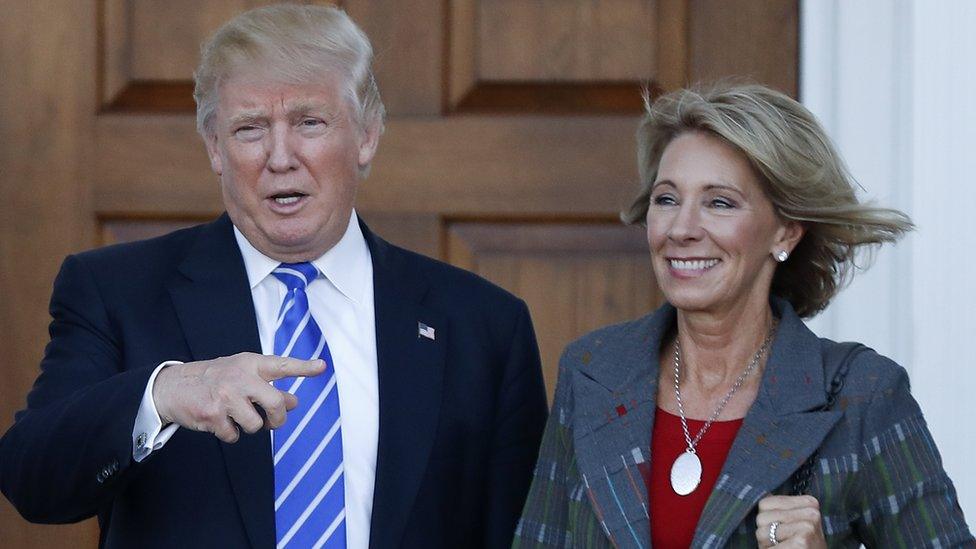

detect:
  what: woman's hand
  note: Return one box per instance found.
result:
[755,495,827,548]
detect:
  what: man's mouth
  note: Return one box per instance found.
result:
[270,192,307,205]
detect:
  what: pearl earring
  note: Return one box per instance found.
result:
[775,250,789,262]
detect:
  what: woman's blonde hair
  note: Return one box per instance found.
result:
[193,4,385,139]
[622,83,913,317]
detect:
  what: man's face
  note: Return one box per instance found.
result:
[205,68,379,262]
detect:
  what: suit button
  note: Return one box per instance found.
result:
[96,464,115,484]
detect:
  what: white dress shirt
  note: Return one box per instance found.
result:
[131,210,378,549]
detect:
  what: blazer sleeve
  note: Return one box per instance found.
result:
[0,254,153,523]
[851,361,974,547]
[513,343,607,548]
[482,300,549,548]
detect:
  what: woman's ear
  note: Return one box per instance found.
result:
[772,219,805,258]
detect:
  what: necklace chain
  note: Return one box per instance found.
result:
[672,320,778,453]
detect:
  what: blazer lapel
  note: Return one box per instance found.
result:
[363,223,447,549]
[571,306,674,549]
[166,214,273,549]
[690,300,842,548]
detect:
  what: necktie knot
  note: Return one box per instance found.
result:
[273,262,318,291]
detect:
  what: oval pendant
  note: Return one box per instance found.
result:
[670,449,703,496]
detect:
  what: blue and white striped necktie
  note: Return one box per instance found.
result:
[271,262,346,549]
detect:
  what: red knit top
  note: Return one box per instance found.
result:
[646,408,743,548]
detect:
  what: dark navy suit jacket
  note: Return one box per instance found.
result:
[0,214,548,548]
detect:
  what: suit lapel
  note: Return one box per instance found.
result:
[571,307,673,549]
[362,223,447,549]
[690,300,842,548]
[166,215,274,549]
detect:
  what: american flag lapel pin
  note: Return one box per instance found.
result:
[418,321,435,340]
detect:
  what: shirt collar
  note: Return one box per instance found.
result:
[232,209,371,305]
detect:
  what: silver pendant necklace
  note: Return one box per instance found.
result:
[669,320,777,496]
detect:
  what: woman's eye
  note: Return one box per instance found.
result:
[652,194,677,206]
[710,197,736,209]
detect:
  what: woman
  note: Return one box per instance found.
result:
[514,84,973,548]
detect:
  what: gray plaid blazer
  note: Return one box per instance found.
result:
[514,298,973,548]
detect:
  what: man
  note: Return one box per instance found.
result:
[0,5,547,548]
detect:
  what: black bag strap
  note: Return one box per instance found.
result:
[790,342,866,496]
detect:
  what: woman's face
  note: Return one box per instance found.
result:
[646,131,801,315]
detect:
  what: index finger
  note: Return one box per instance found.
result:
[257,356,327,381]
[757,494,819,512]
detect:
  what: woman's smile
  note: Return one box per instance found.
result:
[666,257,722,279]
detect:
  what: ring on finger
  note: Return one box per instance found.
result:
[769,521,780,546]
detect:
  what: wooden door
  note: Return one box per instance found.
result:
[0,1,797,545]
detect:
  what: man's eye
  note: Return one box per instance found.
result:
[300,118,324,127]
[235,126,261,136]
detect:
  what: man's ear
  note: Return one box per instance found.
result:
[357,117,381,169]
[204,132,223,176]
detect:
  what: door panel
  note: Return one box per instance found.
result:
[447,221,658,399]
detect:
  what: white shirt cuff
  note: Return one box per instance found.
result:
[132,361,182,462]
